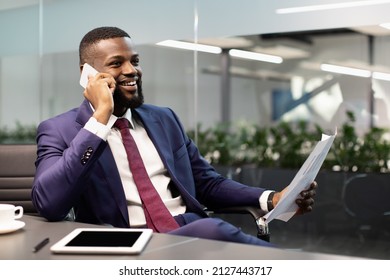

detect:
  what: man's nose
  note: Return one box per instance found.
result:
[122,61,137,75]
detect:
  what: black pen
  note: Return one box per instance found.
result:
[32,237,50,253]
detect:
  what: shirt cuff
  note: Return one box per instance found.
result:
[259,190,275,212]
[84,117,111,140]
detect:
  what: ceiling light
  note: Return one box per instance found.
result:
[229,49,283,64]
[276,0,390,14]
[320,63,371,77]
[372,71,390,81]
[350,25,390,36]
[197,37,253,49]
[156,40,222,54]
[379,22,390,30]
[251,45,310,59]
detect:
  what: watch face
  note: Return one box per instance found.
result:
[267,192,275,211]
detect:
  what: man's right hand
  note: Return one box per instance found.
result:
[84,73,116,125]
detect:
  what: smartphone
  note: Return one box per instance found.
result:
[79,63,99,88]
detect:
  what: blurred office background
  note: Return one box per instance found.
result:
[1,0,390,258]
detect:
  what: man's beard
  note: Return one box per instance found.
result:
[113,84,144,109]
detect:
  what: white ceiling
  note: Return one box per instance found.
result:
[2,0,390,55]
[0,0,40,11]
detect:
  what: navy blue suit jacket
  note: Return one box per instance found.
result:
[32,99,265,228]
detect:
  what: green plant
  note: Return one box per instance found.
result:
[187,123,237,165]
[267,120,322,169]
[188,111,390,173]
[330,111,390,173]
[0,122,37,144]
[188,120,321,168]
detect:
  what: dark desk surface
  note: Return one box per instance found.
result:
[0,215,364,260]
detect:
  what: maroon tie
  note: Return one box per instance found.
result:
[114,118,179,233]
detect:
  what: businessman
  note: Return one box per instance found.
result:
[32,26,317,247]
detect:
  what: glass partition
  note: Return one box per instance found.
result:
[202,31,390,133]
[0,0,198,143]
[2,0,390,140]
[1,0,390,259]
[0,4,41,142]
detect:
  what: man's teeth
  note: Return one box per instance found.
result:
[120,81,136,86]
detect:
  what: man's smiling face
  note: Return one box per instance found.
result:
[90,36,144,115]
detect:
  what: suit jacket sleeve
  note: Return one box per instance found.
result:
[150,107,266,210]
[32,114,107,221]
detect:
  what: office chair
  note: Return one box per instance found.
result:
[206,166,271,242]
[342,173,390,242]
[0,144,38,214]
[207,206,270,241]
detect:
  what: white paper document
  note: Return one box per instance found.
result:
[263,130,336,224]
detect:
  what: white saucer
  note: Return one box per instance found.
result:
[0,220,25,234]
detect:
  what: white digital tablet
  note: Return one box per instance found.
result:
[50,228,153,255]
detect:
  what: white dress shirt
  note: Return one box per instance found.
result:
[84,109,272,226]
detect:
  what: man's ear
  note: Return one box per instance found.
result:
[79,64,84,74]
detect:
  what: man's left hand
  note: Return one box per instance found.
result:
[295,181,317,215]
[272,181,317,215]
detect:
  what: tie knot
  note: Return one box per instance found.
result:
[114,118,130,130]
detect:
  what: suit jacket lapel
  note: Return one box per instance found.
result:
[75,99,93,127]
[134,107,208,217]
[133,108,175,171]
[98,147,130,226]
[76,99,130,226]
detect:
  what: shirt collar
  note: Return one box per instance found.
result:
[88,102,135,128]
[109,109,135,129]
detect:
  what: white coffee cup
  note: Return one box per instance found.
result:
[0,204,23,226]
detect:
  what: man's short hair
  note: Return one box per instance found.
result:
[79,26,130,65]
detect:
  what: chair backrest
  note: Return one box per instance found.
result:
[342,173,390,222]
[0,144,37,214]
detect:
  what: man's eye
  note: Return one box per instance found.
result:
[132,58,140,66]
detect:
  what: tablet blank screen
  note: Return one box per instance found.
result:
[65,231,143,247]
